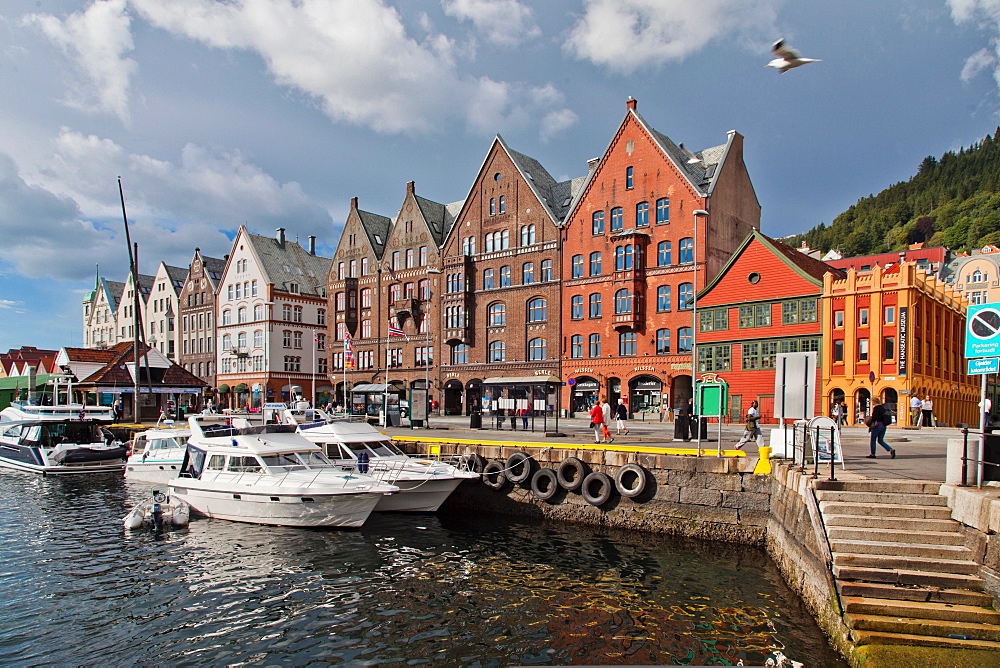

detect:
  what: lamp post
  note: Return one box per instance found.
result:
[692,209,709,453]
[425,267,442,428]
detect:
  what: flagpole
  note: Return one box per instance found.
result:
[311,330,316,408]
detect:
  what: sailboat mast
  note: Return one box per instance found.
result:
[119,178,141,421]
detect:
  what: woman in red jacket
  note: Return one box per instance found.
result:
[589,399,605,443]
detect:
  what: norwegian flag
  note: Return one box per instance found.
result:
[388,320,409,340]
[344,333,355,369]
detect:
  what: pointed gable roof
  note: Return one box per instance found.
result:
[243,229,332,297]
[700,229,845,296]
[500,135,585,225]
[355,203,393,260]
[413,193,462,248]
[61,341,208,387]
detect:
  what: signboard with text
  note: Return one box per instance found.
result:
[968,357,1000,375]
[897,306,908,375]
[966,303,1000,358]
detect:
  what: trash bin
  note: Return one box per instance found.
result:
[674,414,690,440]
[470,413,482,429]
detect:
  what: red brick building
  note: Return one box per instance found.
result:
[438,136,583,415]
[697,231,844,422]
[560,98,760,416]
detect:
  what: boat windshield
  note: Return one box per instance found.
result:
[32,422,103,447]
[260,450,337,472]
[349,440,402,458]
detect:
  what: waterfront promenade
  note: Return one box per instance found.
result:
[387,413,954,482]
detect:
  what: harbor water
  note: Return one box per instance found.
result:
[0,473,845,666]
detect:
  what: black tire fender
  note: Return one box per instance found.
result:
[556,457,590,492]
[459,452,487,474]
[504,451,536,485]
[530,467,559,501]
[614,463,650,498]
[482,460,508,490]
[581,471,614,506]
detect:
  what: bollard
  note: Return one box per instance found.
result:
[811,426,820,478]
[753,446,772,475]
[961,427,969,487]
[829,426,837,481]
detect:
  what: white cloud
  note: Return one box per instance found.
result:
[564,0,781,74]
[23,0,137,124]
[962,46,996,81]
[442,0,540,46]
[0,299,25,313]
[128,0,574,139]
[949,0,1000,89]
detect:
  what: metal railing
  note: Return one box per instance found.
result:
[959,428,1000,488]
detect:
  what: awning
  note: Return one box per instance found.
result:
[482,375,561,385]
[351,383,390,393]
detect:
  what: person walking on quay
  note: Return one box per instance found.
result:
[735,400,763,450]
[909,395,922,427]
[867,397,896,458]
[980,397,992,429]
[921,395,934,427]
[832,400,845,427]
[615,399,629,435]
[589,400,606,443]
[601,397,614,443]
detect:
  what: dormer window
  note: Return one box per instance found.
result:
[288,282,300,294]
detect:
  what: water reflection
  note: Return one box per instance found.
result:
[0,474,845,666]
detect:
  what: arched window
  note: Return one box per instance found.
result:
[678,327,693,352]
[590,252,602,276]
[541,259,553,281]
[490,198,496,215]
[500,266,511,287]
[419,246,428,266]
[253,329,263,348]
[237,331,247,349]
[657,285,671,311]
[349,260,357,277]
[405,249,414,268]
[527,298,547,322]
[528,338,547,360]
[499,196,506,214]
[588,333,602,357]
[485,233,495,253]
[520,225,535,246]
[656,329,671,354]
[657,241,672,266]
[571,255,584,278]
[972,269,987,283]
[522,262,535,284]
[452,343,469,364]
[488,303,506,326]
[615,245,634,271]
[362,257,370,275]
[679,238,694,264]
[338,262,345,280]
[336,292,346,310]
[361,319,372,337]
[253,304,264,321]
[390,284,402,301]
[679,282,694,310]
[589,293,602,318]
[636,201,649,227]
[571,335,583,358]
[418,278,430,299]
[611,207,623,232]
[592,211,604,235]
[571,295,584,319]
[500,230,510,249]
[222,310,232,325]
[656,197,670,224]
[222,333,232,351]
[237,307,247,323]
[483,268,495,289]
[615,289,633,314]
[361,288,372,307]
[488,340,506,361]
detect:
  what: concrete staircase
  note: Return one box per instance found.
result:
[814,479,1000,651]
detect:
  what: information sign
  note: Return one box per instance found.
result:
[966,303,1000,358]
[968,357,1000,375]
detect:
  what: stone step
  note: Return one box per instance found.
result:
[819,501,953,519]
[823,514,958,533]
[845,612,1000,642]
[814,479,942,494]
[827,526,966,546]
[833,553,980,575]
[851,629,1000,651]
[838,581,995,607]
[833,565,985,591]
[842,596,1000,625]
[830,539,972,560]
[815,490,949,506]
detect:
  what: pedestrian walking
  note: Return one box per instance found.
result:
[866,397,896,458]
[921,396,934,427]
[520,407,529,430]
[589,401,605,443]
[909,395,922,427]
[980,397,992,429]
[735,401,764,450]
[615,399,629,435]
[832,400,845,427]
[601,397,614,443]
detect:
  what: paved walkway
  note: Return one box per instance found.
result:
[386,414,963,482]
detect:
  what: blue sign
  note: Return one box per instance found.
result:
[968,357,1000,375]
[966,303,1000,358]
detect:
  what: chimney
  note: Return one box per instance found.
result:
[626,96,637,110]
[276,227,286,249]
[407,181,415,195]
[350,197,358,210]
[308,235,316,256]
[587,157,600,172]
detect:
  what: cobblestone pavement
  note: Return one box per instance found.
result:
[386,413,967,483]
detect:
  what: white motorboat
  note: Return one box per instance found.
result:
[125,425,190,484]
[123,489,190,530]
[168,416,398,528]
[0,402,127,474]
[290,420,480,513]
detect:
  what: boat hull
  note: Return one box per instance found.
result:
[0,448,124,475]
[373,477,464,513]
[168,481,384,528]
[125,458,185,484]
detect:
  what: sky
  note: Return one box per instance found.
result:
[3,0,1000,352]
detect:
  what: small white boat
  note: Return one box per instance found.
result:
[125,425,190,484]
[168,416,398,528]
[290,419,480,513]
[123,489,190,530]
[0,402,127,475]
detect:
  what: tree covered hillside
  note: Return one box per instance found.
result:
[786,129,1000,256]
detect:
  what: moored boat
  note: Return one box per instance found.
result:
[168,416,398,528]
[123,489,190,530]
[125,425,190,484]
[0,402,127,474]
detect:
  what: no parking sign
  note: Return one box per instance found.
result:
[966,303,1000,358]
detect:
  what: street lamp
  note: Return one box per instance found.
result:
[692,209,709,453]
[425,267,442,427]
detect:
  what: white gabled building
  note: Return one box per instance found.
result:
[214,227,332,408]
[145,262,187,362]
[114,271,154,347]
[82,273,125,349]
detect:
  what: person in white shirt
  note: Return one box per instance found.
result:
[909,395,922,427]
[735,401,763,450]
[980,397,993,429]
[920,396,934,427]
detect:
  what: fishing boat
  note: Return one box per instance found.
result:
[287,419,481,513]
[0,402,127,474]
[168,415,398,528]
[123,489,190,530]
[124,424,190,484]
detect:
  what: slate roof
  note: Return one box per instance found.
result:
[202,255,226,285]
[164,264,188,290]
[104,280,125,310]
[414,194,462,248]
[502,136,587,225]
[245,231,332,297]
[65,342,207,387]
[356,210,392,260]
[648,126,728,194]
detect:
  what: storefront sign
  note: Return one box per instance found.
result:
[898,306,907,375]
[633,366,655,372]
[574,381,599,390]
[632,380,662,389]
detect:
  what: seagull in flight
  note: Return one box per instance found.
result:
[766,39,820,73]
